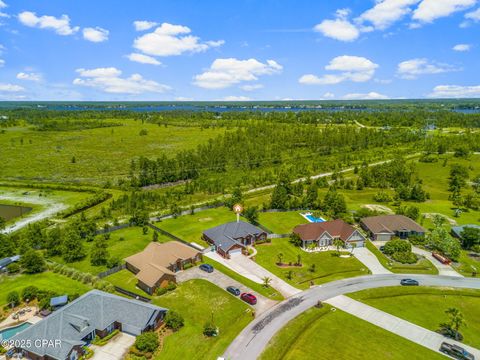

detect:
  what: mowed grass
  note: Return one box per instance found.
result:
[349,287,480,349]
[154,279,252,360]
[260,305,444,360]
[452,250,480,277]
[366,241,438,275]
[105,269,149,298]
[257,211,308,234]
[0,121,224,184]
[0,272,91,306]
[255,238,368,289]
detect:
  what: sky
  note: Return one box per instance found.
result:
[0,0,479,101]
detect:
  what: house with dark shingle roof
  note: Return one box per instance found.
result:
[360,214,425,241]
[9,290,167,360]
[0,255,20,271]
[203,221,266,258]
[293,219,366,249]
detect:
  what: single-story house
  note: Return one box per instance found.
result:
[203,221,267,258]
[451,224,480,239]
[9,290,167,360]
[0,255,20,271]
[125,241,202,295]
[293,219,366,249]
[360,215,425,241]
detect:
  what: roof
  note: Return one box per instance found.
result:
[451,224,480,238]
[125,241,200,287]
[0,255,20,269]
[293,219,358,242]
[11,290,167,360]
[360,215,425,234]
[50,295,69,307]
[203,221,264,252]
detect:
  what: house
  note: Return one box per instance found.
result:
[360,215,425,241]
[451,224,480,239]
[0,255,20,271]
[293,219,366,249]
[9,290,167,360]
[50,295,69,310]
[203,221,267,258]
[125,241,202,295]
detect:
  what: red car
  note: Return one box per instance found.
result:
[240,293,257,305]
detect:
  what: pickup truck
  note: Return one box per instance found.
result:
[439,342,475,360]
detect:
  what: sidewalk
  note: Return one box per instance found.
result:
[326,295,480,358]
[353,247,392,274]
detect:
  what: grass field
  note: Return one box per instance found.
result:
[366,240,438,274]
[254,238,368,289]
[452,250,480,277]
[257,211,309,234]
[104,269,149,298]
[260,305,444,360]
[154,279,252,360]
[0,272,91,306]
[349,287,480,349]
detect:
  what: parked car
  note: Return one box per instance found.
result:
[240,293,257,305]
[440,342,475,360]
[400,279,419,286]
[226,286,241,296]
[379,246,385,252]
[199,264,214,273]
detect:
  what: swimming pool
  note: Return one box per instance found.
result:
[0,322,31,340]
[305,214,326,223]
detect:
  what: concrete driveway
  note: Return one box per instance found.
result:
[90,332,135,360]
[353,247,391,274]
[177,267,278,314]
[412,246,463,277]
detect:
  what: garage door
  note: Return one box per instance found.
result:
[376,234,391,242]
[122,324,141,336]
[229,248,242,256]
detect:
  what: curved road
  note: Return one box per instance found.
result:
[224,274,480,360]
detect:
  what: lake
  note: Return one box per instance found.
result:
[0,204,32,221]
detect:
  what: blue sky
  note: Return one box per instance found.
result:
[0,0,479,101]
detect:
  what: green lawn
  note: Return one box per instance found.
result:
[452,250,480,277]
[350,287,480,349]
[366,241,438,275]
[154,279,252,360]
[104,269,150,298]
[0,272,91,306]
[254,238,368,289]
[257,211,309,234]
[260,305,444,360]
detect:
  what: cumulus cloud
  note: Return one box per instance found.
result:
[0,1,7,8]
[314,9,360,42]
[299,55,378,85]
[357,0,420,30]
[323,92,335,99]
[465,7,480,20]
[0,83,25,92]
[453,43,471,51]
[18,11,79,35]
[82,27,109,42]
[222,96,252,101]
[126,53,162,65]
[133,22,224,57]
[16,72,42,81]
[240,84,264,91]
[429,84,480,98]
[343,92,389,100]
[397,58,458,79]
[193,58,282,89]
[133,20,158,31]
[73,67,171,94]
[412,0,476,23]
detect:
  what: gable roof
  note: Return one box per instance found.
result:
[293,219,358,242]
[11,290,167,360]
[360,215,425,234]
[203,221,264,251]
[125,241,200,287]
[451,224,480,238]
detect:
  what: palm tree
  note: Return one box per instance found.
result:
[277,252,284,265]
[350,242,357,254]
[297,254,302,266]
[333,239,344,254]
[286,270,293,280]
[262,276,272,288]
[445,307,466,340]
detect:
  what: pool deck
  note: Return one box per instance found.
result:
[0,306,38,330]
[300,212,326,223]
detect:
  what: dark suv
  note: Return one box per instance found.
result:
[400,279,419,286]
[226,286,241,296]
[240,293,257,305]
[440,342,475,360]
[199,264,214,273]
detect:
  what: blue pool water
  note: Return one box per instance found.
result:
[305,214,325,223]
[0,322,31,340]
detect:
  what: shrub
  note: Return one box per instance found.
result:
[183,262,193,270]
[7,291,20,307]
[384,239,411,255]
[391,251,417,264]
[135,332,159,353]
[7,262,20,274]
[107,256,121,268]
[203,321,218,337]
[373,191,393,203]
[164,311,184,331]
[166,282,177,291]
[22,286,39,302]
[156,287,168,296]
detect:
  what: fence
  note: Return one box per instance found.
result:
[150,202,225,222]
[97,263,126,279]
[146,223,203,251]
[267,233,290,239]
[114,286,151,303]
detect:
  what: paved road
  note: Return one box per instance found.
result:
[353,247,392,274]
[326,295,480,358]
[176,267,277,314]
[224,274,480,360]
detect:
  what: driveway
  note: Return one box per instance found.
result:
[353,247,392,274]
[412,246,463,277]
[177,267,277,314]
[326,295,480,358]
[90,332,135,360]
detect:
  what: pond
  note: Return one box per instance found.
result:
[0,204,32,221]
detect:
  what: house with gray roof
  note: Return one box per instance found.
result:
[202,221,266,258]
[9,290,167,360]
[451,224,480,239]
[0,255,20,271]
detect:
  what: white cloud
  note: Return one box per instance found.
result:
[73,67,171,94]
[18,11,79,35]
[174,96,193,101]
[412,0,476,23]
[397,58,458,79]
[240,84,264,91]
[343,92,389,100]
[0,59,4,67]
[314,9,360,42]
[428,84,480,98]
[126,53,162,65]
[0,1,7,8]
[222,96,252,101]
[0,83,25,92]
[133,22,224,57]
[323,92,335,99]
[16,72,42,81]
[299,55,378,85]
[193,58,282,89]
[82,27,109,42]
[133,20,158,31]
[453,43,471,51]
[357,0,420,30]
[465,7,480,20]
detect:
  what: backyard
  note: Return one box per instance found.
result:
[257,211,308,234]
